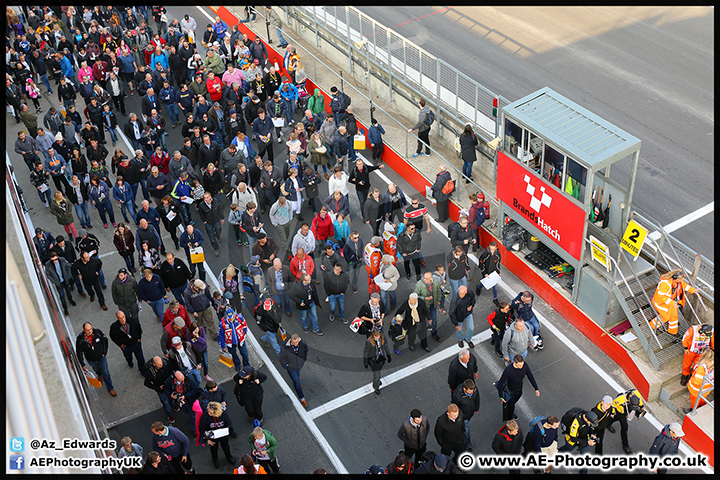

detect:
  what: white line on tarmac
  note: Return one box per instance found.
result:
[361,153,711,472]
[663,201,714,234]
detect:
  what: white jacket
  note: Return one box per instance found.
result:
[327,171,350,196]
[291,230,316,256]
[230,187,257,212]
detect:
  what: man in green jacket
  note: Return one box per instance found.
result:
[112,268,142,319]
[307,88,325,122]
[414,272,443,342]
[248,426,279,473]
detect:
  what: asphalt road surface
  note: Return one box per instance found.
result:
[356,6,714,261]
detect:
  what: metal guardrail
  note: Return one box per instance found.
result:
[231,6,501,218]
[630,208,714,303]
[689,374,714,415]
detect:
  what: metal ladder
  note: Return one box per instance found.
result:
[612,250,687,370]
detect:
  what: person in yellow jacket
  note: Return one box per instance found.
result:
[680,324,714,386]
[607,389,646,454]
[683,349,714,413]
[650,269,699,335]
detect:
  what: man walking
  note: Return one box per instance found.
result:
[407,99,432,157]
[111,268,141,319]
[279,333,309,407]
[434,404,465,464]
[72,251,108,310]
[449,285,476,349]
[495,354,540,421]
[109,310,146,374]
[397,409,430,469]
[45,252,77,316]
[76,322,117,396]
[183,279,217,341]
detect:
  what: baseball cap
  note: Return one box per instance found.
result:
[263,298,274,311]
[241,365,254,376]
[250,255,261,264]
[433,454,448,471]
[173,317,185,327]
[256,232,267,239]
[371,236,381,245]
[669,422,685,437]
[602,395,613,404]
[229,108,236,114]
[584,411,599,428]
[118,268,128,274]
[78,228,87,237]
[194,279,206,289]
[330,86,338,93]
[171,336,182,345]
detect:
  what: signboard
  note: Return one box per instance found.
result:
[497,151,586,260]
[589,235,611,272]
[620,219,648,260]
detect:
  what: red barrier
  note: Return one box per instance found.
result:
[682,412,715,467]
[213,3,652,402]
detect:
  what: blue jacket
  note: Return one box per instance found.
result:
[88,181,111,205]
[44,153,67,177]
[252,115,274,141]
[159,86,177,105]
[60,56,75,79]
[152,425,190,459]
[511,292,536,322]
[179,229,205,252]
[170,178,192,200]
[135,206,162,229]
[213,19,228,39]
[369,124,385,145]
[112,183,134,204]
[280,82,299,102]
[138,273,166,302]
[151,52,169,71]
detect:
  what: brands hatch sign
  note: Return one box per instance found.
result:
[497,151,585,260]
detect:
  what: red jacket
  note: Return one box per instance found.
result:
[290,254,315,281]
[206,77,224,102]
[92,61,109,82]
[162,304,192,328]
[311,212,334,242]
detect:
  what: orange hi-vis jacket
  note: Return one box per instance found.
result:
[382,230,398,264]
[651,278,695,334]
[687,361,713,406]
[364,243,382,274]
[682,325,714,376]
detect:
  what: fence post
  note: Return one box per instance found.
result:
[436,58,441,138]
[345,7,353,74]
[312,7,319,48]
[387,29,393,102]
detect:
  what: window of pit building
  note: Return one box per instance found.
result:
[541,143,565,190]
[503,119,522,159]
[565,156,587,203]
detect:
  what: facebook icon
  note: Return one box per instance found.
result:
[10,455,25,470]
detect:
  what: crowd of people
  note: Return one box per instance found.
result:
[7,5,707,475]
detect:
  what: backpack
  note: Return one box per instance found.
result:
[441,179,455,195]
[522,416,547,455]
[472,205,486,227]
[447,221,460,238]
[561,407,585,435]
[425,109,435,126]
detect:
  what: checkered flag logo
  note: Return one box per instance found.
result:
[524,175,552,213]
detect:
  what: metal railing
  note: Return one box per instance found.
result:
[630,208,714,303]
[230,6,501,219]
[688,373,714,415]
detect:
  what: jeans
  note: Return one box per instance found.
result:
[107,127,118,144]
[347,136,357,162]
[357,189,369,219]
[204,221,222,250]
[40,73,52,93]
[147,298,166,321]
[456,314,474,343]
[299,304,320,332]
[122,341,146,372]
[37,186,52,204]
[118,201,137,222]
[526,315,540,336]
[328,293,345,320]
[199,348,209,376]
[274,26,287,45]
[159,132,168,151]
[179,202,193,225]
[462,161,473,179]
[95,199,116,225]
[261,331,281,356]
[380,290,396,313]
[63,98,76,112]
[86,356,114,391]
[274,290,292,315]
[55,280,74,311]
[169,284,187,305]
[349,262,362,289]
[130,138,141,152]
[558,443,590,474]
[449,277,467,301]
[225,342,250,371]
[186,253,206,281]
[428,303,439,337]
[156,390,174,418]
[183,366,203,387]
[283,98,294,124]
[74,202,92,227]
[138,177,151,201]
[165,103,179,124]
[504,349,528,366]
[502,389,523,421]
[286,367,304,400]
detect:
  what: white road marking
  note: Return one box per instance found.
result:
[663,201,714,234]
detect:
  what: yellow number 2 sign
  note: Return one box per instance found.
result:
[620,219,648,260]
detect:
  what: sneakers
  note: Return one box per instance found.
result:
[353,286,358,294]
[394,349,402,355]
[168,416,175,423]
[303,328,309,333]
[494,350,504,358]
[342,318,349,325]
[458,341,464,348]
[534,335,544,349]
[467,341,475,349]
[440,308,447,315]
[432,334,442,342]
[606,425,616,434]
[493,298,500,307]
[328,313,335,322]
[313,330,324,336]
[44,201,49,208]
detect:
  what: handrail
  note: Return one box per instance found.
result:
[618,248,664,349]
[689,373,715,415]
[269,6,501,209]
[586,238,662,350]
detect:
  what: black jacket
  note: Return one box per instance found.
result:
[447,353,478,391]
[451,386,480,422]
[434,411,465,451]
[479,248,501,275]
[289,281,320,311]
[143,357,174,392]
[197,141,221,170]
[448,292,476,326]
[109,315,143,349]
[395,299,430,328]
[167,341,201,372]
[348,164,380,192]
[197,197,223,225]
[363,335,392,369]
[324,271,350,296]
[159,258,193,289]
[253,301,282,333]
[279,338,308,371]
[75,328,110,366]
[71,257,103,284]
[233,369,267,406]
[491,425,524,455]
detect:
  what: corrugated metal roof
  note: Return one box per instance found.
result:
[502,87,641,171]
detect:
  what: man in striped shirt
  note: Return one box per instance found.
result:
[404,196,432,234]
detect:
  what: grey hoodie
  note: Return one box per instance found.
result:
[501,321,537,359]
[412,105,432,132]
